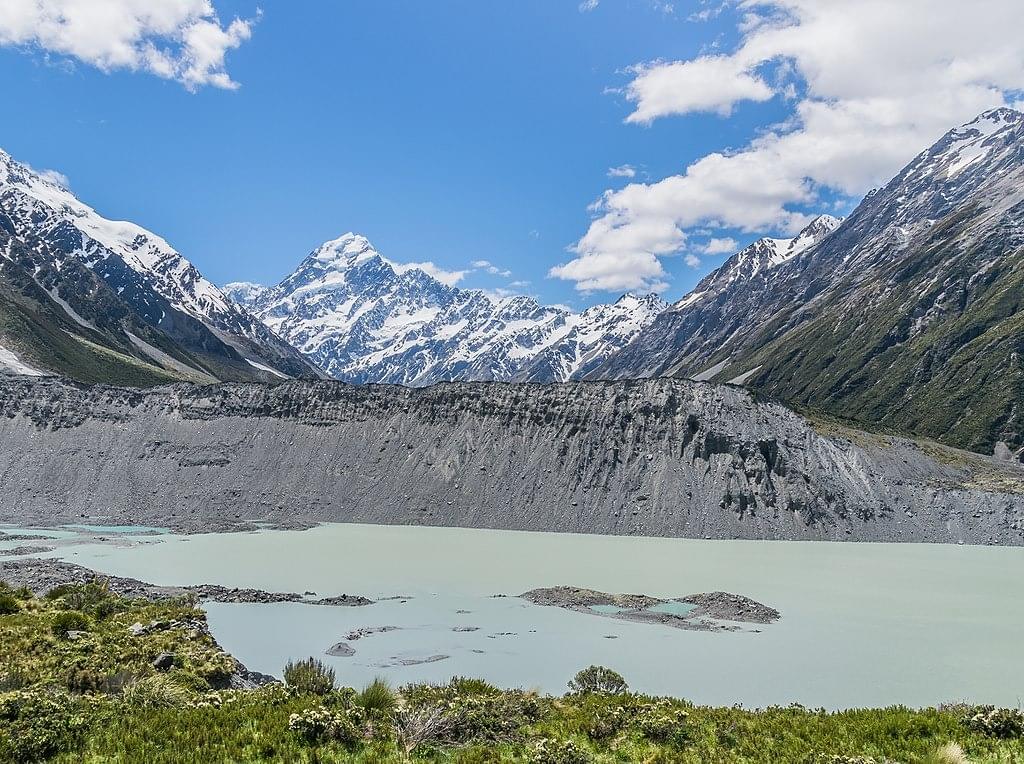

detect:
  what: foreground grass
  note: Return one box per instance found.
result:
[2,583,1023,763]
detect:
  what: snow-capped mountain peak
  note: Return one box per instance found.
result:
[0,151,236,321]
[674,214,842,309]
[312,232,380,267]
[231,233,668,384]
[932,107,1023,179]
[788,214,842,253]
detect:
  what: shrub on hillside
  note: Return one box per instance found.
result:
[0,690,90,762]
[0,594,20,615]
[51,610,90,637]
[635,699,689,744]
[568,666,629,695]
[288,705,365,746]
[283,657,335,695]
[529,737,592,764]
[53,581,124,620]
[962,706,1024,738]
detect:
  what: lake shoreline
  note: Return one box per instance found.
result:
[0,557,374,608]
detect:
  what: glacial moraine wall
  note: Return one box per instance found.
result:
[0,375,1022,543]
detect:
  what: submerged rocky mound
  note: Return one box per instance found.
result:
[0,376,1023,544]
[520,586,780,632]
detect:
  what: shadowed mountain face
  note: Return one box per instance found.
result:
[594,108,1024,456]
[1,375,1022,545]
[0,148,320,384]
[225,234,667,385]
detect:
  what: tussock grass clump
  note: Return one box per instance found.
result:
[283,657,336,695]
[121,675,191,708]
[356,677,397,715]
[50,610,90,638]
[0,594,20,616]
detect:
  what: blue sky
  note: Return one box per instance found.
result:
[2,1,1020,309]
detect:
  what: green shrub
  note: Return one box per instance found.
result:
[55,581,124,620]
[0,667,33,692]
[449,676,501,695]
[356,677,396,715]
[404,681,545,744]
[962,705,1024,738]
[584,703,632,740]
[288,705,364,746]
[0,594,20,615]
[635,699,689,744]
[44,584,73,600]
[283,657,336,695]
[51,610,90,637]
[529,737,592,764]
[568,665,629,695]
[0,690,90,762]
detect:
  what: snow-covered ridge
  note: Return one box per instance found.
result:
[0,147,312,379]
[669,214,842,311]
[0,150,237,324]
[227,233,668,384]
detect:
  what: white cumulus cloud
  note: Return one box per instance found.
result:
[702,237,739,255]
[625,55,773,123]
[396,262,467,286]
[0,0,256,90]
[555,0,1024,293]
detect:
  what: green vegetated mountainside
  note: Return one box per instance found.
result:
[0,234,202,387]
[595,109,1024,456]
[2,581,1024,763]
[719,206,1024,454]
[0,149,320,386]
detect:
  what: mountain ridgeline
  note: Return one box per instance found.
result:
[225,234,667,385]
[2,107,1024,464]
[0,150,320,384]
[1,375,1022,544]
[594,108,1024,456]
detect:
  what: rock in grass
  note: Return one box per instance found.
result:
[152,653,175,671]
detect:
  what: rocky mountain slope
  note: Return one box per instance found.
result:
[0,149,318,383]
[225,234,667,384]
[1,375,1022,544]
[594,108,1024,455]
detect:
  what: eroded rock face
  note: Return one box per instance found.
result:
[0,376,1022,544]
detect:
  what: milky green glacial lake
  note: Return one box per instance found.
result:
[10,523,1024,709]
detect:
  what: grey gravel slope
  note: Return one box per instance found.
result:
[0,376,1022,544]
